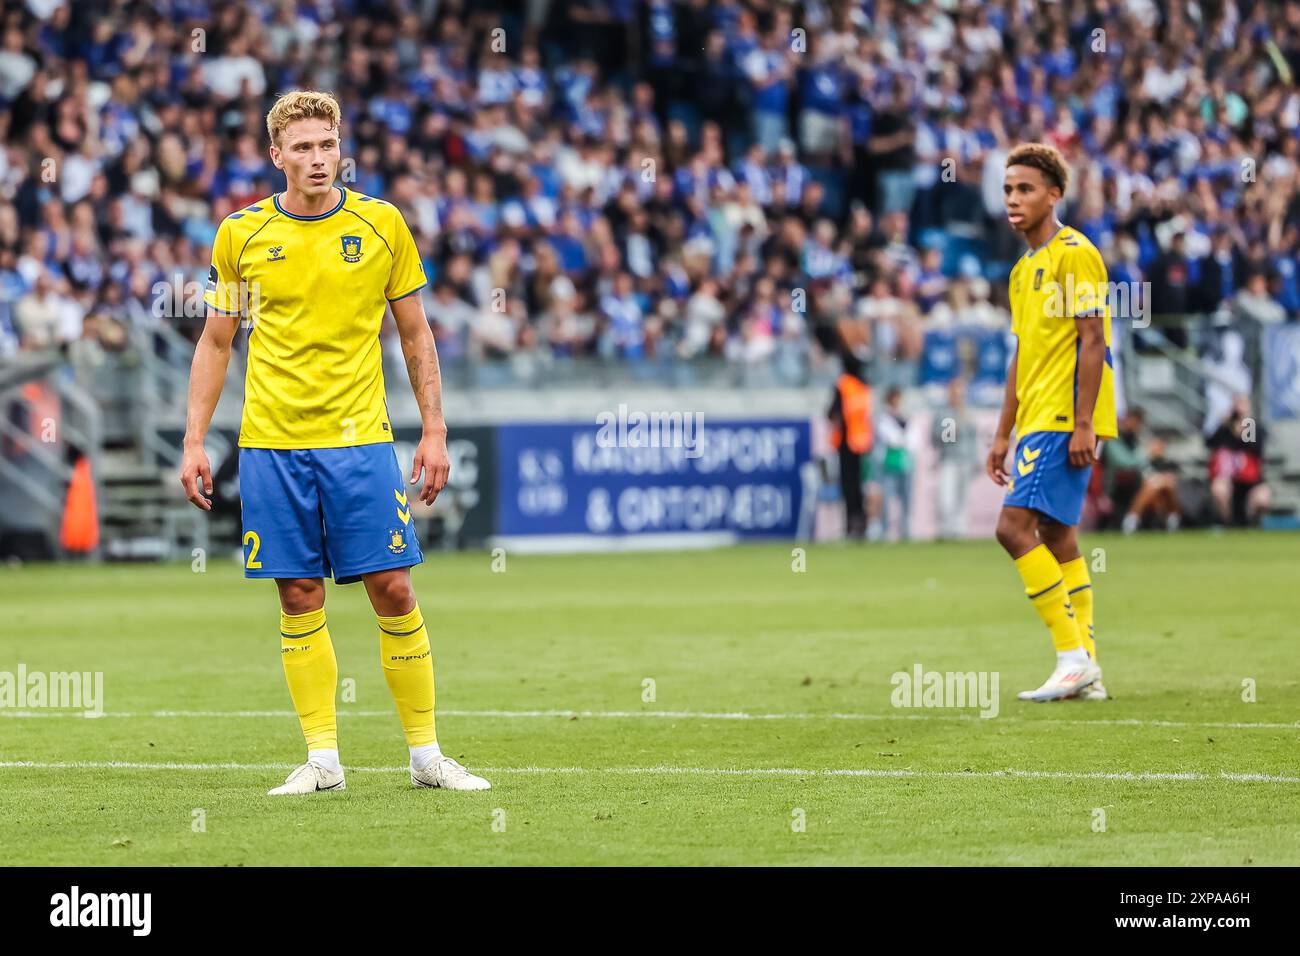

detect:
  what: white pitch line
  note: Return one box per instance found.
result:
[0,760,1294,784]
[0,708,1297,731]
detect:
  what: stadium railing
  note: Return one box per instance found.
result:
[0,353,102,560]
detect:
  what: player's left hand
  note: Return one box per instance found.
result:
[410,430,450,505]
[986,434,1011,486]
[1068,421,1098,468]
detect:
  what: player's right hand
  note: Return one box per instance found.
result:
[180,444,214,511]
[986,436,1011,486]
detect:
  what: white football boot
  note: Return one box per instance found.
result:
[1072,679,1108,701]
[268,761,346,795]
[1017,659,1102,702]
[411,756,491,791]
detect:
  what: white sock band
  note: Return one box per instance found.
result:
[410,743,443,770]
[309,748,341,773]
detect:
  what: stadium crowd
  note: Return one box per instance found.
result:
[0,0,1298,392]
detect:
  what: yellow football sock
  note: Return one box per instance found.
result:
[1013,544,1082,653]
[1061,556,1096,661]
[377,605,436,746]
[280,608,338,750]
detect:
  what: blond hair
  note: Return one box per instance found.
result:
[1006,142,1069,194]
[266,90,342,146]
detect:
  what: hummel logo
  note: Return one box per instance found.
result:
[267,246,286,262]
[394,489,410,525]
[1017,446,1040,476]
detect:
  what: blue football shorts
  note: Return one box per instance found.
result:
[238,443,423,584]
[1002,430,1094,526]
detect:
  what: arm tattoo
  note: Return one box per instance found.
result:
[405,342,444,427]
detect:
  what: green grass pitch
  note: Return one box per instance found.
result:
[1,531,1297,866]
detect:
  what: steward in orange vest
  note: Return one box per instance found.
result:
[828,362,874,538]
[830,373,874,454]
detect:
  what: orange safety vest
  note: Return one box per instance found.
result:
[60,455,100,553]
[830,374,873,455]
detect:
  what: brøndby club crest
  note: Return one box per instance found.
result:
[387,528,408,554]
[340,235,363,262]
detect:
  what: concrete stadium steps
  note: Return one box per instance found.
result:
[1265,420,1300,525]
[97,449,209,559]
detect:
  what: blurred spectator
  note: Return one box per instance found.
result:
[798,37,845,163]
[741,24,795,154]
[680,278,725,358]
[1149,232,1194,345]
[1207,394,1271,527]
[599,272,645,359]
[427,280,474,360]
[1233,271,1287,326]
[14,272,82,349]
[1120,436,1184,534]
[1202,325,1254,435]
[1105,408,1185,533]
[1195,228,1244,314]
[931,377,980,539]
[1102,407,1151,523]
[868,77,917,217]
[876,385,919,542]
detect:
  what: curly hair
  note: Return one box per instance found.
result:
[266,90,342,147]
[1005,143,1069,194]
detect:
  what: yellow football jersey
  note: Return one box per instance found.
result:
[1008,224,1117,440]
[203,186,427,449]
